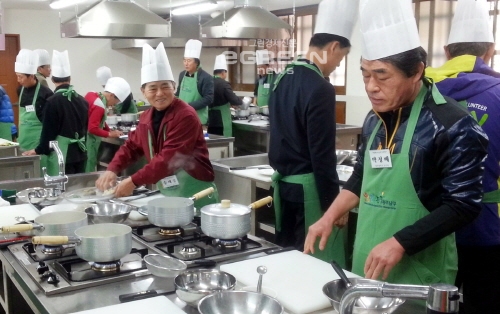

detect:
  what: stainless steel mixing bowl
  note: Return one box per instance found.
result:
[84,202,133,224]
[175,269,236,307]
[323,278,405,314]
[198,291,284,314]
[144,254,187,278]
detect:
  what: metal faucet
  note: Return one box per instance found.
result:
[339,282,459,314]
[42,141,68,192]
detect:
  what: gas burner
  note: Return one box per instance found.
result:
[217,240,239,248]
[180,243,200,255]
[41,245,64,255]
[91,261,121,272]
[159,228,181,236]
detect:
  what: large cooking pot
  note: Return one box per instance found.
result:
[200,197,273,239]
[0,211,88,236]
[260,106,269,116]
[249,105,259,115]
[237,109,249,118]
[32,223,132,262]
[121,113,138,123]
[146,187,214,227]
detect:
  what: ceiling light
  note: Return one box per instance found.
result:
[171,0,218,16]
[50,0,86,10]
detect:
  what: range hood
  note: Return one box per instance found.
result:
[201,0,292,39]
[61,0,170,39]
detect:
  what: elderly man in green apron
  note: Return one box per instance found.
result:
[208,54,242,137]
[253,50,276,108]
[269,0,357,266]
[176,39,214,128]
[23,50,88,175]
[96,42,219,209]
[304,0,488,286]
[34,49,51,89]
[15,49,54,170]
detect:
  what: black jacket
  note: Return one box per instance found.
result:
[269,59,339,211]
[17,79,53,123]
[211,77,242,108]
[35,84,89,163]
[175,68,214,111]
[344,80,488,255]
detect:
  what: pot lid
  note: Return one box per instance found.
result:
[201,200,251,216]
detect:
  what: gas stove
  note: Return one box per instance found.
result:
[8,239,151,295]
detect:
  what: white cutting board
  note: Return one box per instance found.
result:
[0,204,40,226]
[69,296,186,314]
[125,194,165,221]
[231,167,273,183]
[221,250,359,314]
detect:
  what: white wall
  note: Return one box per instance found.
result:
[4,9,226,103]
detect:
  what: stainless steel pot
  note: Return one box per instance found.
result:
[237,109,250,118]
[0,211,88,236]
[146,187,214,227]
[260,106,269,115]
[249,105,259,115]
[32,223,132,262]
[121,113,138,122]
[200,197,273,239]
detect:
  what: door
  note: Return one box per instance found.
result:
[0,34,21,130]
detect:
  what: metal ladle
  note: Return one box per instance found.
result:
[256,265,267,293]
[330,260,368,308]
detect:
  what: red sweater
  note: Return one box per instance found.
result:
[84,92,109,137]
[108,98,214,186]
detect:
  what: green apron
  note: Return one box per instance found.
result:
[352,83,458,285]
[208,75,232,137]
[271,60,346,265]
[46,87,87,176]
[147,125,219,210]
[18,83,48,170]
[0,122,12,140]
[85,94,107,173]
[115,99,138,114]
[257,73,274,108]
[179,70,208,125]
[272,172,347,266]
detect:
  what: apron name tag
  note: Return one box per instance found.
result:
[369,149,392,168]
[25,105,35,113]
[160,175,180,189]
[263,83,270,89]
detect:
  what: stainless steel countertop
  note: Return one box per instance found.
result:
[232,121,362,134]
[101,134,234,146]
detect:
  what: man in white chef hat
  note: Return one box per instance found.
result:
[426,0,499,311]
[97,42,219,210]
[34,49,51,89]
[269,0,357,266]
[23,50,89,176]
[208,53,242,137]
[15,48,53,171]
[95,66,138,116]
[305,0,488,286]
[253,49,275,107]
[175,39,214,128]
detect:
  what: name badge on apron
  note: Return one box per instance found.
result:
[160,175,180,189]
[369,149,392,168]
[25,105,35,113]
[263,83,270,89]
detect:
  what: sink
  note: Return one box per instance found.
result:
[212,154,269,172]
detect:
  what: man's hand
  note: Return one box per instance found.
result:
[96,171,118,191]
[114,177,136,198]
[303,215,335,255]
[334,212,349,228]
[108,130,124,138]
[22,150,37,156]
[364,237,405,280]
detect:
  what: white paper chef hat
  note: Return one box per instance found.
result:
[105,77,131,102]
[184,39,202,59]
[448,0,494,45]
[34,49,50,67]
[360,0,420,61]
[214,54,228,71]
[96,66,112,86]
[15,49,38,75]
[141,42,175,85]
[314,0,359,40]
[51,50,71,77]
[256,50,270,66]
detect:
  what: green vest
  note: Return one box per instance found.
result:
[179,69,208,125]
[353,83,458,285]
[85,93,107,173]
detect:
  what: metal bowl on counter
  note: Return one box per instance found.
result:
[84,202,133,224]
[144,254,187,278]
[198,291,284,314]
[175,269,236,307]
[336,150,355,165]
[323,278,405,314]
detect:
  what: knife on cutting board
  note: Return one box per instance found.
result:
[119,288,175,303]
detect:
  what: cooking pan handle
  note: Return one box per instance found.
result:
[191,187,215,200]
[1,224,36,233]
[249,196,273,209]
[32,236,78,245]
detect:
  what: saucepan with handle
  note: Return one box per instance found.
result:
[0,211,88,237]
[32,223,132,262]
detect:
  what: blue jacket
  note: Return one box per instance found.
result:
[0,86,17,135]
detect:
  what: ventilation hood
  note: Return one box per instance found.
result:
[201,0,292,39]
[61,0,170,39]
